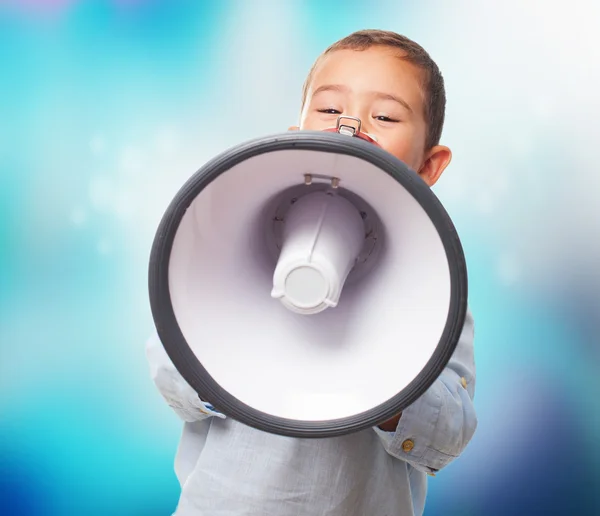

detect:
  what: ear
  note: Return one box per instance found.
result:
[288,125,299,131]
[417,145,452,187]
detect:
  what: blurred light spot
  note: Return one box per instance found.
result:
[155,127,180,156]
[69,207,87,227]
[97,239,112,256]
[498,252,520,286]
[119,146,145,176]
[211,0,304,137]
[88,176,115,211]
[114,192,136,222]
[89,135,106,156]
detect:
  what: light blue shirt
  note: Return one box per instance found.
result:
[145,310,477,516]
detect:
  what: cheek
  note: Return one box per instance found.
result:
[300,112,332,131]
[378,125,426,170]
[379,137,420,169]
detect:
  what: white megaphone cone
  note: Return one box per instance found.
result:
[148,114,468,438]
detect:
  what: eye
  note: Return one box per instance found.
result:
[374,115,400,123]
[317,108,342,114]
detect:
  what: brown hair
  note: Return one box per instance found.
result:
[301,29,446,149]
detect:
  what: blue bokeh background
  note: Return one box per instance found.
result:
[1,1,599,514]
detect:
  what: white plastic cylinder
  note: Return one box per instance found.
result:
[271,191,365,315]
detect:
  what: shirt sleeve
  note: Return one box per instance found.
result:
[373,309,478,475]
[145,332,226,423]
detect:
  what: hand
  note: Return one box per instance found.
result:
[196,397,226,419]
[378,412,402,432]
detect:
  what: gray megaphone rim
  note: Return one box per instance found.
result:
[148,130,468,438]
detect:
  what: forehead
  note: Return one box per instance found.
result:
[308,46,425,108]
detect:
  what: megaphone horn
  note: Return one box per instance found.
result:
[148,116,468,438]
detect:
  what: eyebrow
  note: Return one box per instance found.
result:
[311,84,413,113]
[372,91,413,113]
[311,84,350,97]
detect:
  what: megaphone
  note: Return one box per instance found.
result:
[148,116,468,438]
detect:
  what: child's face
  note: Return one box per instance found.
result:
[293,46,451,186]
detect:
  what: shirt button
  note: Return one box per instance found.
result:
[401,439,414,452]
[460,377,468,389]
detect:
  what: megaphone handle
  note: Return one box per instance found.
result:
[336,115,362,136]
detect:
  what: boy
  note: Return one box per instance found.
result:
[146,29,477,516]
